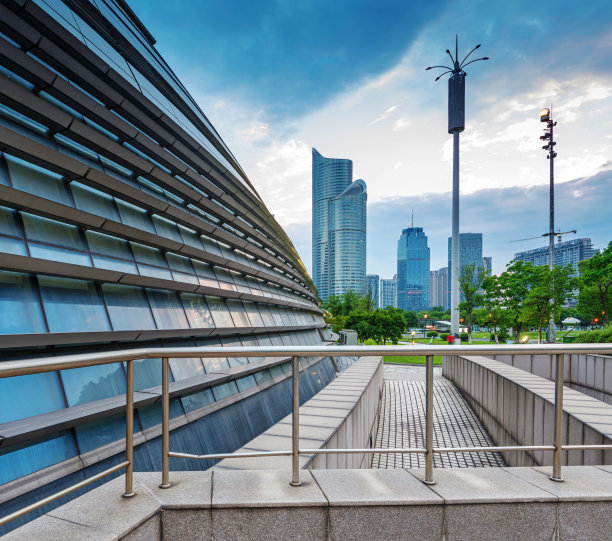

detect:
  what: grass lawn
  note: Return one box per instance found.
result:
[384,356,443,365]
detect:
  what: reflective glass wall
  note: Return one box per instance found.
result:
[0,0,327,501]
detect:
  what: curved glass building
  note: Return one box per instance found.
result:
[0,1,333,532]
[311,148,366,301]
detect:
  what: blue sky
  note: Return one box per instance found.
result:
[130,0,612,276]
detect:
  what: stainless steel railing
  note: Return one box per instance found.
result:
[1,343,612,526]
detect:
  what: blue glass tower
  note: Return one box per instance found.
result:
[397,227,430,312]
[312,149,366,301]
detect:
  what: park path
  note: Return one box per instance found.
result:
[372,364,505,469]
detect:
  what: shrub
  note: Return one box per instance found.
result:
[573,326,612,343]
[459,332,469,341]
[426,331,438,338]
[440,333,449,341]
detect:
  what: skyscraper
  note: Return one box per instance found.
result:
[482,256,493,276]
[397,227,430,312]
[514,238,596,275]
[366,274,380,307]
[312,149,367,301]
[437,267,450,310]
[447,233,483,305]
[380,275,398,308]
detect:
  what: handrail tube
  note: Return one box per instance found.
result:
[425,354,434,484]
[290,355,301,486]
[3,343,612,528]
[1,344,611,378]
[434,445,555,453]
[562,444,612,451]
[0,461,129,527]
[123,360,134,498]
[160,357,171,489]
[551,353,565,482]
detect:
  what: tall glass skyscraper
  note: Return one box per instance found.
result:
[380,275,398,308]
[447,233,483,304]
[397,227,430,312]
[312,149,366,301]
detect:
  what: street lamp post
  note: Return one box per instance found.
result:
[539,108,557,343]
[427,37,489,336]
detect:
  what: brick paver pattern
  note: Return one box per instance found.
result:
[373,369,506,469]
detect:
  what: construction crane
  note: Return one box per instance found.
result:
[510,229,577,243]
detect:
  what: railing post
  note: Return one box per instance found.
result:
[551,352,564,482]
[424,354,435,484]
[123,359,135,498]
[290,355,301,486]
[160,357,171,488]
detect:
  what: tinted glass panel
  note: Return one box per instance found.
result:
[102,284,156,330]
[22,213,86,250]
[226,300,249,327]
[71,182,120,220]
[206,296,234,327]
[0,432,77,485]
[0,271,46,333]
[181,388,214,412]
[147,289,188,329]
[0,372,65,422]
[61,363,126,405]
[38,276,110,333]
[6,155,71,205]
[180,293,214,328]
[116,200,155,233]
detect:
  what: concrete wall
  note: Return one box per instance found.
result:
[213,356,384,471]
[443,355,612,467]
[490,353,612,405]
[8,467,612,541]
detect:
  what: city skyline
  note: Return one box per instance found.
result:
[131,0,612,280]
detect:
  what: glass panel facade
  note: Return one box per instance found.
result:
[38,276,110,333]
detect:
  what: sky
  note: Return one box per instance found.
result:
[130,0,612,277]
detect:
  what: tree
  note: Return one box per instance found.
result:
[577,241,612,326]
[457,264,486,343]
[482,260,537,342]
[359,288,377,312]
[345,310,371,343]
[519,265,577,343]
[401,309,419,329]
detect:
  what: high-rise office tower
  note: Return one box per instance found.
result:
[482,256,493,276]
[430,270,439,307]
[437,267,450,310]
[514,238,596,275]
[397,227,430,312]
[447,233,483,305]
[312,149,367,301]
[380,275,398,308]
[366,274,380,307]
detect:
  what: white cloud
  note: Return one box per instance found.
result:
[369,105,398,125]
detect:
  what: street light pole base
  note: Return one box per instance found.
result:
[550,476,564,483]
[159,483,172,489]
[122,492,135,498]
[423,480,436,486]
[290,481,302,487]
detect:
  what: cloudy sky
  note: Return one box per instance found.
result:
[130,0,612,277]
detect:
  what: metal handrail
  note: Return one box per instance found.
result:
[1,343,611,527]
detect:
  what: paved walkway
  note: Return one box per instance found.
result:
[372,364,505,469]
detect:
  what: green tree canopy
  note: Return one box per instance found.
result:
[458,264,486,343]
[577,241,612,326]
